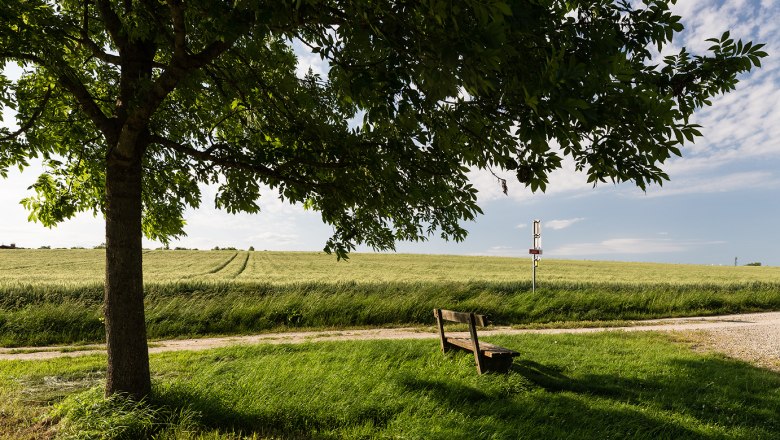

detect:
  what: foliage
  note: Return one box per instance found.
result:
[4,333,780,438]
[746,262,762,267]
[0,0,766,256]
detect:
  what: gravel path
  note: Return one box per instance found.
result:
[2,311,779,369]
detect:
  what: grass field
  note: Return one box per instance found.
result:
[1,249,779,346]
[2,332,779,439]
[2,250,780,439]
[2,249,779,286]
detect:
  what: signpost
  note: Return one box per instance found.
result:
[530,220,542,292]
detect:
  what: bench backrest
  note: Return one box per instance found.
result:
[434,308,488,373]
[435,309,489,327]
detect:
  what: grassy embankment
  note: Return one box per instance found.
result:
[1,250,779,346]
[2,332,779,439]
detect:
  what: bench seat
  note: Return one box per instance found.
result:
[445,337,520,358]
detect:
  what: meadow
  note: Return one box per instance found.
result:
[2,332,780,439]
[2,249,779,286]
[2,250,780,439]
[1,249,779,346]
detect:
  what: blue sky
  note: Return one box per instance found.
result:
[1,0,779,266]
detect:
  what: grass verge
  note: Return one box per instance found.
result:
[1,332,779,439]
[2,280,780,346]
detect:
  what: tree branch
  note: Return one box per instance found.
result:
[94,0,127,50]
[53,62,116,139]
[0,87,53,142]
[0,50,115,139]
[166,0,187,61]
[130,22,247,138]
[149,134,315,188]
[77,0,121,65]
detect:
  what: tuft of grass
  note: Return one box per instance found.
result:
[2,332,780,439]
[51,387,201,440]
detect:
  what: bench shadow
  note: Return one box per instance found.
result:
[511,359,637,399]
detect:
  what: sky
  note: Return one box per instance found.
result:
[1,0,778,266]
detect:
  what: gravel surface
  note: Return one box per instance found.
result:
[2,311,779,369]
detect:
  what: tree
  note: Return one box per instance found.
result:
[0,0,765,399]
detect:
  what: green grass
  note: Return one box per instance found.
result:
[2,250,780,347]
[2,332,779,439]
[2,250,779,286]
[2,280,780,347]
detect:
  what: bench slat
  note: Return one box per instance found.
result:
[445,337,519,357]
[437,309,488,327]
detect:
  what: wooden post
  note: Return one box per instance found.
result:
[468,313,484,374]
[434,309,448,353]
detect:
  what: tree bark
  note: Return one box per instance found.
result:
[104,149,151,399]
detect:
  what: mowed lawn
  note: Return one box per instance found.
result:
[2,332,780,439]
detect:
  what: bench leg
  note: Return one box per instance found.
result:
[434,309,450,353]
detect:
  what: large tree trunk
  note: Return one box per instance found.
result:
[104,150,151,399]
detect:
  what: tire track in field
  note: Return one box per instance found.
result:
[181,252,239,279]
[207,252,239,274]
[229,252,250,279]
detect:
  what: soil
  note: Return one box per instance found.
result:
[3,311,779,370]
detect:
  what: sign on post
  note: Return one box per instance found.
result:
[529,219,542,292]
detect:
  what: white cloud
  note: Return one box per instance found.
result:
[468,154,596,204]
[545,218,585,230]
[640,171,780,198]
[292,39,330,79]
[550,238,726,256]
[470,245,528,257]
[249,231,300,245]
[515,223,527,229]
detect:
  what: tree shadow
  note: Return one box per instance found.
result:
[150,383,398,439]
[144,343,780,439]
[397,353,780,439]
[398,375,702,439]
[511,356,780,432]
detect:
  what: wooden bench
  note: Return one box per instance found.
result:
[434,308,519,374]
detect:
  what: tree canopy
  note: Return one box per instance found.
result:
[1,0,765,255]
[0,0,766,397]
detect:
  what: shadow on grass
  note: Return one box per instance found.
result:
[397,352,780,439]
[512,357,780,433]
[151,383,397,439]
[141,355,780,439]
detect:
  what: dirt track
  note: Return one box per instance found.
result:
[3,311,780,369]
